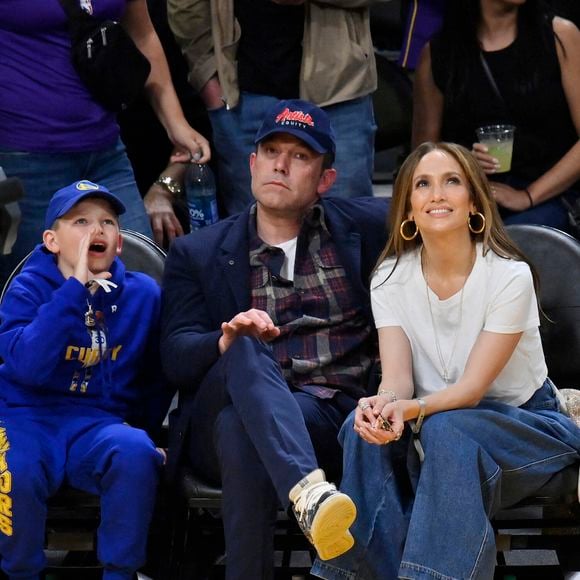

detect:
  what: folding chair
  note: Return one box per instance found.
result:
[492,224,580,578]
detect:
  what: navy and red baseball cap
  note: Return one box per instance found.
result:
[45,180,126,229]
[254,99,336,156]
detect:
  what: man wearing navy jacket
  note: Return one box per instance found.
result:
[161,99,390,580]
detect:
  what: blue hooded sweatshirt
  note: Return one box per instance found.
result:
[0,245,167,432]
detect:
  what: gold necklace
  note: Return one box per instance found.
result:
[421,248,474,384]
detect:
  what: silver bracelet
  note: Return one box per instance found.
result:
[377,389,397,402]
[412,398,426,434]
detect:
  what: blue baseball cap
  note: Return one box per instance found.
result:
[45,180,126,229]
[254,99,336,156]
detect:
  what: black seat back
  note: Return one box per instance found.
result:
[506,224,580,390]
[117,228,166,284]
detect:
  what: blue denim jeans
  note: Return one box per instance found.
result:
[311,381,580,580]
[209,93,377,216]
[0,138,152,286]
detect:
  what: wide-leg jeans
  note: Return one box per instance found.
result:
[311,381,580,580]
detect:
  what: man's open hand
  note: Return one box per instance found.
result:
[218,309,281,354]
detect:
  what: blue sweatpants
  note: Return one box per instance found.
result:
[0,405,163,580]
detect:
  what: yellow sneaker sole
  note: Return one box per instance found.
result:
[309,493,357,561]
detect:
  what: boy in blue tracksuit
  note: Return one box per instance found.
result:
[0,180,167,580]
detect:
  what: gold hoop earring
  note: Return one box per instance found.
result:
[400,219,418,241]
[468,212,486,234]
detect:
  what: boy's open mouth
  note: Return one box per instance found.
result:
[89,242,106,253]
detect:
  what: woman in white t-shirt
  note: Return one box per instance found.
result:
[311,142,580,580]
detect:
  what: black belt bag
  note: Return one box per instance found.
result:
[59,0,151,112]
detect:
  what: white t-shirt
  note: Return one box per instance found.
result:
[274,237,298,281]
[371,244,547,406]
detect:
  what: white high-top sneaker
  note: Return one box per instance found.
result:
[289,468,357,561]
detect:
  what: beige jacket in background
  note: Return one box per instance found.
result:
[168,0,389,109]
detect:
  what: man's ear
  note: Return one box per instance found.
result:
[116,233,123,256]
[317,168,337,196]
[42,230,59,255]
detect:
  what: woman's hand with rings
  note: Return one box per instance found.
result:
[354,397,377,439]
[358,399,371,412]
[354,397,403,445]
[377,416,403,445]
[354,397,405,446]
[373,400,405,445]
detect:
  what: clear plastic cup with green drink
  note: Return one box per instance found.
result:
[476,124,516,173]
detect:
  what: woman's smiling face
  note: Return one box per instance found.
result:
[408,150,476,237]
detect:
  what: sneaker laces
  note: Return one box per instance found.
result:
[294,481,337,527]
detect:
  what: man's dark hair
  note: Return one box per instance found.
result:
[322,152,335,170]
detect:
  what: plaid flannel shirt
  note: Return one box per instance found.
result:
[249,203,373,399]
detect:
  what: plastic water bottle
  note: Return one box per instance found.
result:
[184,163,219,231]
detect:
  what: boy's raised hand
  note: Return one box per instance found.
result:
[73,228,112,286]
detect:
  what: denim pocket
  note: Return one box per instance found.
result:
[519,379,559,412]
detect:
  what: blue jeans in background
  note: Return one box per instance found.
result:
[0,138,152,286]
[209,93,377,216]
[311,381,580,580]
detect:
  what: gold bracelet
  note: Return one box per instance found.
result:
[155,175,182,197]
[412,398,426,434]
[377,389,397,402]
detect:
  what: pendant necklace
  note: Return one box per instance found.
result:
[422,248,474,384]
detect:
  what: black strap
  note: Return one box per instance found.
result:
[479,51,509,113]
[58,0,105,41]
[58,0,98,28]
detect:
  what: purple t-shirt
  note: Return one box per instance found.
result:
[398,0,445,70]
[0,0,126,152]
